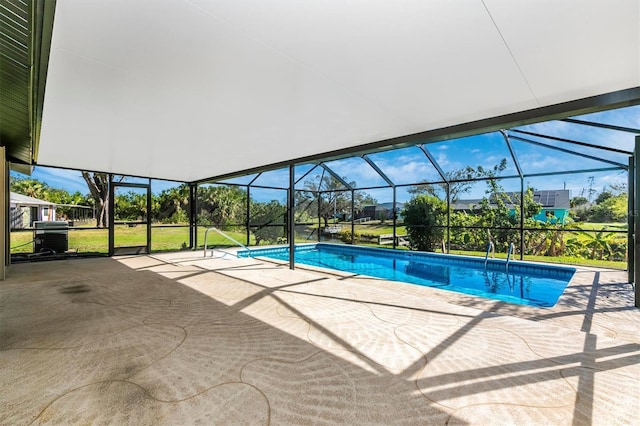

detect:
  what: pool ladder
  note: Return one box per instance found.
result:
[506,242,515,271]
[485,242,515,270]
[484,241,494,267]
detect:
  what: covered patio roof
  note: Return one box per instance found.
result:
[23,0,639,182]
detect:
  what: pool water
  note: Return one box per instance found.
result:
[238,244,575,307]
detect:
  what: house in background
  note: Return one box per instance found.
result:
[9,192,57,229]
[359,202,405,221]
[453,190,571,225]
[530,190,571,224]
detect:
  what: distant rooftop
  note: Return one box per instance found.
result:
[454,190,570,210]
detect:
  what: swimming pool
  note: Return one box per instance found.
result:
[238,243,575,307]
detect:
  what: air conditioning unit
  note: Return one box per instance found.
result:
[34,221,69,253]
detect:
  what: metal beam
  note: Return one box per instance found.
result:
[362,154,395,187]
[189,183,196,249]
[523,167,624,178]
[0,147,6,279]
[247,173,262,186]
[419,145,447,181]
[501,130,524,260]
[246,185,251,245]
[501,131,523,178]
[561,118,640,135]
[351,189,356,245]
[319,163,352,189]
[146,179,152,254]
[108,174,114,256]
[295,164,320,185]
[510,135,628,168]
[635,136,640,307]
[288,165,295,270]
[509,129,633,155]
[628,156,634,284]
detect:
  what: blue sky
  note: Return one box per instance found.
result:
[10,167,181,195]
[12,105,638,203]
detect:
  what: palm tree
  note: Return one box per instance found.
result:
[11,178,48,199]
[578,230,619,260]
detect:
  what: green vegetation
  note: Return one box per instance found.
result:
[11,226,257,255]
[403,162,630,268]
[402,194,447,251]
[10,169,632,270]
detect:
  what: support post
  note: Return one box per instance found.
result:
[146,179,152,254]
[189,183,197,249]
[246,185,251,246]
[108,174,114,256]
[635,136,640,307]
[628,156,634,284]
[0,147,6,280]
[392,186,397,250]
[351,189,355,244]
[446,182,450,253]
[289,165,295,270]
[317,191,322,242]
[520,176,525,260]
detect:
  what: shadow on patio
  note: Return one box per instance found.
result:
[1,254,638,424]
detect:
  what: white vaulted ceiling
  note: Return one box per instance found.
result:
[37,0,640,182]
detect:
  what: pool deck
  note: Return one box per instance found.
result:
[1,251,638,424]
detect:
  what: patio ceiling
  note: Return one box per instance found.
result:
[35,0,640,183]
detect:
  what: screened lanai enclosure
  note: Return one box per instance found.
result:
[11,105,639,278]
[2,0,639,309]
[202,105,640,274]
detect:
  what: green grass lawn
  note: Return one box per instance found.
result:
[10,225,256,255]
[448,249,627,270]
[10,221,629,270]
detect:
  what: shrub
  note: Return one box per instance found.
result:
[338,229,360,244]
[402,194,447,252]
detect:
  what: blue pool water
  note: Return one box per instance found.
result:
[238,243,575,307]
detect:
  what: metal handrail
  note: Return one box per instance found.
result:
[204,227,251,257]
[506,242,515,270]
[484,241,494,266]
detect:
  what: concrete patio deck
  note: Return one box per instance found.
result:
[1,251,638,425]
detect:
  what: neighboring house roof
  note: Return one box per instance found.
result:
[377,202,405,210]
[532,190,570,209]
[455,190,571,211]
[451,199,485,210]
[363,203,405,211]
[10,192,55,207]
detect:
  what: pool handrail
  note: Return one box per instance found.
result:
[506,242,515,270]
[484,241,494,266]
[203,227,251,257]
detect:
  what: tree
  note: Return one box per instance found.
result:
[156,184,190,224]
[46,189,89,221]
[408,159,508,202]
[609,181,627,195]
[82,172,119,228]
[588,194,627,223]
[595,190,614,205]
[114,190,149,221]
[10,177,48,199]
[11,176,92,221]
[250,200,286,245]
[587,176,596,201]
[402,194,447,252]
[296,174,376,227]
[570,196,589,208]
[197,185,246,227]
